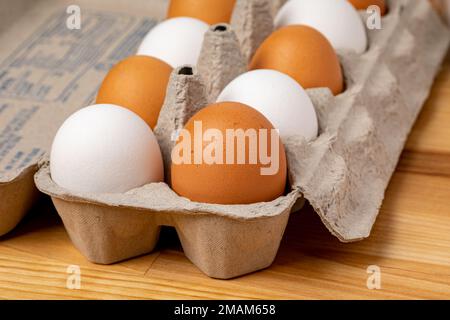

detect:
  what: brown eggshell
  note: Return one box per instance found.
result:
[167,0,236,25]
[348,0,387,15]
[250,25,344,95]
[96,55,172,129]
[171,102,287,205]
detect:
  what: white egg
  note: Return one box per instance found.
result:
[217,69,318,141]
[50,104,164,194]
[274,0,367,54]
[137,17,209,68]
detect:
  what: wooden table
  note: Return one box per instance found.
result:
[0,52,449,300]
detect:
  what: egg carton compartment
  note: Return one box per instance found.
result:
[36,157,299,279]
[0,166,39,235]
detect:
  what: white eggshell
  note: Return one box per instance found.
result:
[50,104,164,194]
[217,69,318,141]
[274,0,368,54]
[137,17,209,68]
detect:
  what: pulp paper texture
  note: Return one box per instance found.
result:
[1,0,450,279]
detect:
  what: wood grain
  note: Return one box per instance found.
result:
[398,51,450,178]
[0,51,448,301]
[405,52,450,155]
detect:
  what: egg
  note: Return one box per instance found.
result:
[275,0,368,54]
[167,0,237,25]
[50,104,164,194]
[96,55,172,129]
[137,17,209,67]
[249,25,344,95]
[217,69,318,141]
[171,102,287,204]
[348,0,387,15]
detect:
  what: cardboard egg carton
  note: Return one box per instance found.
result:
[35,0,449,279]
[35,64,301,279]
[1,0,448,278]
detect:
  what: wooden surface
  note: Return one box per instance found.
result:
[0,52,449,300]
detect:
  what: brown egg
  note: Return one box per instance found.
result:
[348,0,387,15]
[250,25,344,95]
[167,0,236,25]
[96,55,172,129]
[171,102,287,205]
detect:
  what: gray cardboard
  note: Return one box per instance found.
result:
[230,0,274,62]
[197,24,246,102]
[288,0,450,241]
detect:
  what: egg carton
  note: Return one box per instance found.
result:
[34,0,449,279]
[1,0,286,242]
